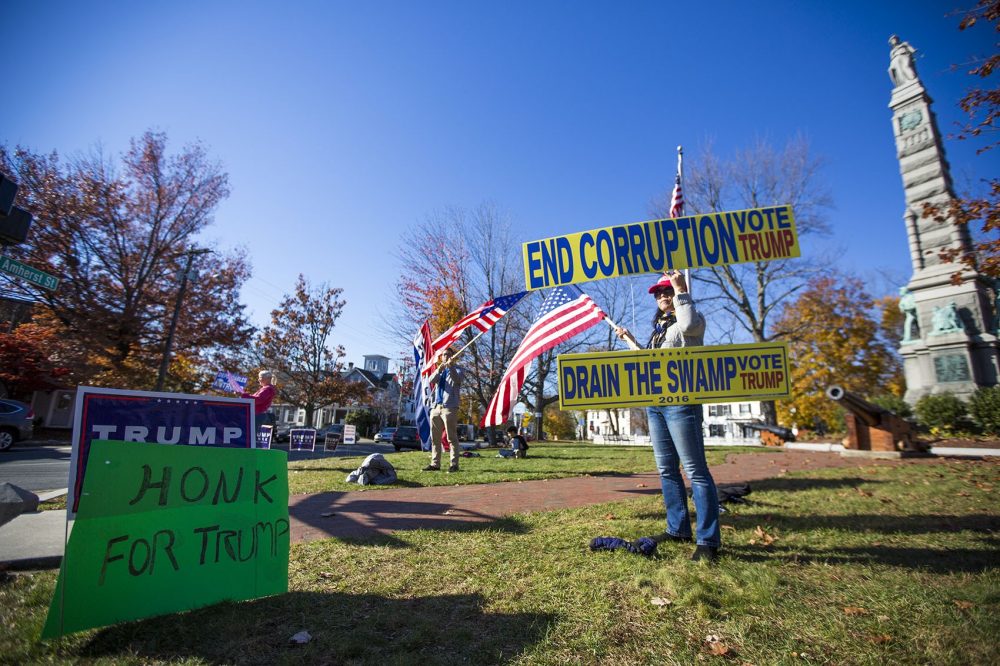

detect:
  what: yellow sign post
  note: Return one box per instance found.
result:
[557,342,791,410]
[522,205,798,290]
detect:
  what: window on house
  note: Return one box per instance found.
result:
[708,405,731,416]
[739,403,751,414]
[709,424,726,437]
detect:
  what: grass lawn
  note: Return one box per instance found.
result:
[36,441,748,511]
[284,441,750,495]
[4,455,997,664]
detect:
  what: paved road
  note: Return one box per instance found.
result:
[0,445,72,491]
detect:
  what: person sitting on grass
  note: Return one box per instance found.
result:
[506,426,528,458]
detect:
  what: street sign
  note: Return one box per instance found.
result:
[0,255,59,291]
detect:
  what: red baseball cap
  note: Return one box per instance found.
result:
[647,274,674,294]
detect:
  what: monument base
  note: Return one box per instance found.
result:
[840,449,933,460]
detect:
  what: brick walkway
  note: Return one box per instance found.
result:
[288,450,929,544]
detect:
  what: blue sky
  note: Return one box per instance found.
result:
[5,1,997,366]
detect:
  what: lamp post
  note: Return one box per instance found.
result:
[155,248,212,392]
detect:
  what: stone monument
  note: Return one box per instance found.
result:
[888,35,1000,402]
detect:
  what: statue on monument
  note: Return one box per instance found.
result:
[899,287,919,343]
[930,301,965,335]
[888,35,918,87]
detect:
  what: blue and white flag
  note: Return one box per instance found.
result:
[412,322,433,451]
[212,370,247,393]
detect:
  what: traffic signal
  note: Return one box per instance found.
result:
[0,173,33,247]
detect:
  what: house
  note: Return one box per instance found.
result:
[271,354,401,429]
[585,400,766,445]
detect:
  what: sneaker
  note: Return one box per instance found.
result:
[447,463,459,473]
[691,545,719,563]
[422,464,440,471]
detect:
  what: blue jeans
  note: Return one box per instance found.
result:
[646,404,721,547]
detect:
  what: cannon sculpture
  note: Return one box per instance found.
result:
[826,385,925,453]
[745,422,796,447]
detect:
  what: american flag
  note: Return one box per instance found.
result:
[669,171,684,218]
[423,291,528,376]
[481,285,606,427]
[412,322,433,450]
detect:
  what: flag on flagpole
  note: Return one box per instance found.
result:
[481,285,606,427]
[669,170,684,218]
[422,291,529,377]
[412,322,433,450]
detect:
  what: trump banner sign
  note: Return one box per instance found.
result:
[557,342,791,409]
[68,387,255,516]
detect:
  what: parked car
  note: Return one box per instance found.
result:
[374,427,397,443]
[391,426,420,451]
[0,398,34,452]
[316,423,344,444]
[273,425,291,443]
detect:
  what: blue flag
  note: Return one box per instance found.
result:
[412,322,432,451]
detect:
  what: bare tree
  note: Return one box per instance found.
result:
[653,136,834,424]
[390,203,530,440]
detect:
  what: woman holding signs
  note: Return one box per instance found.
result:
[615,270,721,562]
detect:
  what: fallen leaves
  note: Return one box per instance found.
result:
[703,634,733,657]
[953,599,975,609]
[604,513,616,520]
[749,525,777,546]
[868,634,892,644]
[855,487,873,497]
[843,606,868,616]
[650,596,672,607]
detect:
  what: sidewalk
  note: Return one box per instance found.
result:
[0,448,981,570]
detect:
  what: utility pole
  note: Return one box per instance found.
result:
[155,248,211,392]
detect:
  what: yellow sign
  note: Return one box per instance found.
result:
[522,205,798,290]
[557,342,790,409]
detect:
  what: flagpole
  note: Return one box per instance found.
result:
[449,327,489,359]
[677,145,690,296]
[602,314,642,351]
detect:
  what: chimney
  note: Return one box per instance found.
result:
[348,362,354,370]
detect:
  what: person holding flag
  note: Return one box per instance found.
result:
[614,270,721,562]
[423,346,466,473]
[240,370,277,440]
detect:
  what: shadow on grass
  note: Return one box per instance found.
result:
[749,476,889,492]
[80,590,555,665]
[726,511,1000,536]
[724,541,1000,574]
[290,493,533,548]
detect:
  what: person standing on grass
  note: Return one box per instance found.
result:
[424,347,465,473]
[241,370,277,440]
[614,270,721,562]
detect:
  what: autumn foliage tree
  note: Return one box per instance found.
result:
[774,277,904,431]
[254,275,368,426]
[0,131,253,389]
[0,323,69,399]
[923,1,999,281]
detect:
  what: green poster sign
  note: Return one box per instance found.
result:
[0,255,59,291]
[42,440,289,639]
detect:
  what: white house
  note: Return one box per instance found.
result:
[585,400,766,445]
